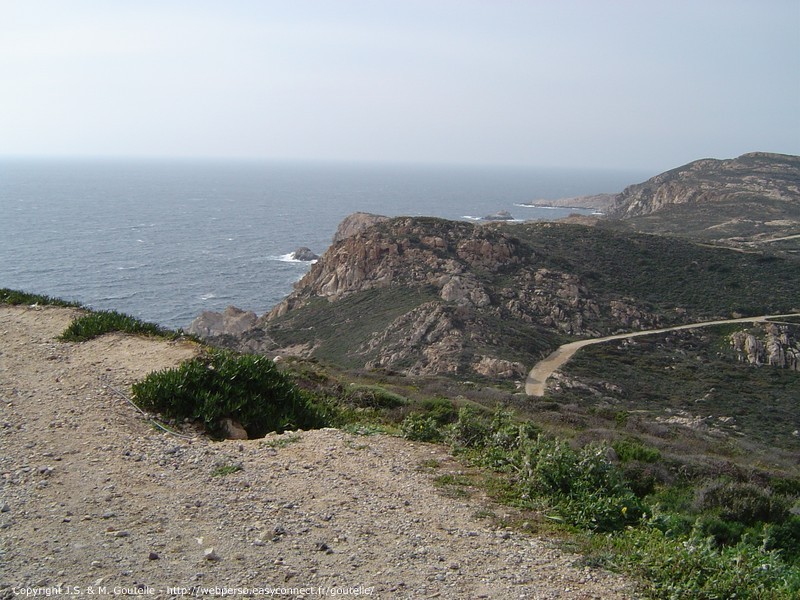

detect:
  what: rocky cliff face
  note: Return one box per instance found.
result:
[730,323,800,370]
[604,153,800,247]
[191,216,675,378]
[608,153,800,219]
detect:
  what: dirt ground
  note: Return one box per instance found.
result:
[0,305,635,599]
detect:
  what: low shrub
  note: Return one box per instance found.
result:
[612,438,661,463]
[60,310,170,341]
[0,288,79,307]
[694,480,790,526]
[614,526,800,599]
[420,397,458,425]
[132,351,331,438]
[345,384,408,409]
[446,406,491,448]
[400,414,442,443]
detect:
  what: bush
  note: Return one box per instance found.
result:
[517,438,644,532]
[695,480,790,526]
[613,438,661,463]
[0,288,79,307]
[60,310,170,341]
[132,351,330,438]
[420,397,458,425]
[614,526,800,599]
[400,414,442,442]
[446,406,491,448]
[345,384,408,409]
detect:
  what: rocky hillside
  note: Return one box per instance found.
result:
[605,152,800,247]
[190,216,800,379]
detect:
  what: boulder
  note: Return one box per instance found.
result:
[482,210,515,221]
[219,417,248,440]
[291,247,319,261]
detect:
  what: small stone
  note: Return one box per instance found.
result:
[204,547,221,561]
[1,503,10,513]
[148,552,160,560]
[253,540,266,547]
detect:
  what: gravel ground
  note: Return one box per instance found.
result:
[0,305,636,599]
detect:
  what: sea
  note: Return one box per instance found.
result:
[0,159,651,330]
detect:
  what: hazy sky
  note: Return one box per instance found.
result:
[1,0,798,169]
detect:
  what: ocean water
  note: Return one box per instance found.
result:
[0,159,650,329]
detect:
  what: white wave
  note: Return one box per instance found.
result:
[273,253,318,264]
[200,293,216,300]
[462,215,482,221]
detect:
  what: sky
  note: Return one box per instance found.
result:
[1,0,798,170]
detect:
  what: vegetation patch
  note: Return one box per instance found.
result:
[132,350,332,438]
[211,464,243,477]
[0,287,80,307]
[60,310,173,342]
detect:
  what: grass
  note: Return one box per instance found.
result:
[0,288,81,307]
[59,309,174,342]
[211,464,243,477]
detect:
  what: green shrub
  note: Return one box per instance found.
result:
[60,310,170,341]
[400,414,442,443]
[764,516,800,563]
[0,288,79,307]
[614,526,800,599]
[345,384,408,409]
[446,406,491,448]
[622,461,660,498]
[419,397,458,425]
[613,438,661,463]
[695,480,790,526]
[132,351,330,438]
[518,437,644,532]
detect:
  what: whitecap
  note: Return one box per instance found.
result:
[462,215,482,221]
[273,253,318,264]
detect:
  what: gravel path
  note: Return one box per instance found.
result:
[1,305,635,599]
[525,312,800,396]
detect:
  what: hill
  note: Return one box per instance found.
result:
[190,217,800,380]
[606,152,800,249]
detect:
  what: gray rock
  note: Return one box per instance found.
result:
[219,418,248,440]
[291,247,319,262]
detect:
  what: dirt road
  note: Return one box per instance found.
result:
[525,313,800,397]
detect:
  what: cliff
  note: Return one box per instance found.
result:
[606,152,800,246]
[190,216,800,379]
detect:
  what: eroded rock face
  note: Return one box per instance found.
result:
[607,152,800,219]
[188,306,257,338]
[473,356,526,379]
[332,212,390,244]
[730,324,799,370]
[187,306,273,354]
[192,214,670,377]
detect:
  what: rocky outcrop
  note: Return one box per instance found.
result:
[331,212,390,244]
[730,323,799,370]
[188,306,258,338]
[482,210,515,221]
[291,247,319,261]
[190,209,800,380]
[608,153,800,219]
[473,356,526,379]
[187,306,273,354]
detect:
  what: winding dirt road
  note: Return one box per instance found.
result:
[525,313,800,397]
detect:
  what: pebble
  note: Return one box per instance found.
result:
[204,548,221,561]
